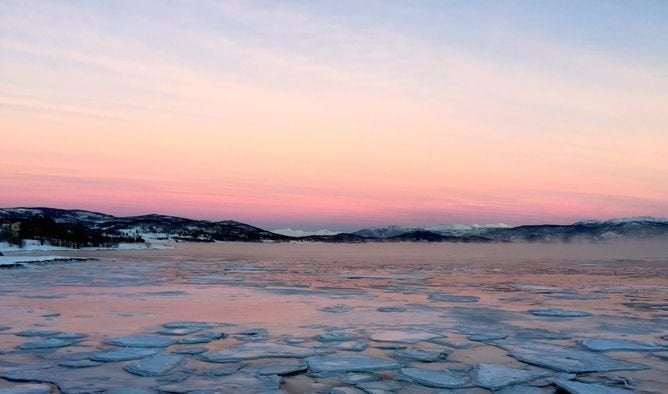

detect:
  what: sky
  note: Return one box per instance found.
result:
[1,0,667,231]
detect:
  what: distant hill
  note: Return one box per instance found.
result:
[354,217,668,243]
[2,208,667,245]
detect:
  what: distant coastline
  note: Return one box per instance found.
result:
[2,207,667,249]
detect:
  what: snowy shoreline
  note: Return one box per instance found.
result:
[0,255,92,267]
[0,240,174,253]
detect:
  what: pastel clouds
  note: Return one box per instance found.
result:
[1,0,667,230]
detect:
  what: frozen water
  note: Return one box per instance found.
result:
[201,342,329,362]
[0,384,53,394]
[305,355,401,373]
[368,329,441,343]
[529,308,593,317]
[105,335,176,348]
[472,363,550,390]
[90,347,162,362]
[579,338,667,352]
[494,340,649,373]
[555,379,633,393]
[428,292,480,302]
[400,367,471,388]
[17,338,74,350]
[124,354,184,377]
[392,348,447,362]
[241,360,307,375]
[317,331,356,342]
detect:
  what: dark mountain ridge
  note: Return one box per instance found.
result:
[1,207,667,245]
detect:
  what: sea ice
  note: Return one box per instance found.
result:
[178,331,225,344]
[242,360,307,375]
[472,363,550,390]
[428,292,480,302]
[124,354,184,377]
[579,338,666,352]
[16,329,63,337]
[356,379,402,391]
[200,342,329,362]
[0,384,53,394]
[393,348,447,362]
[17,338,73,350]
[368,329,441,343]
[171,346,208,354]
[399,367,471,389]
[330,387,364,394]
[162,321,213,329]
[59,359,102,368]
[493,340,649,373]
[90,347,162,362]
[105,335,176,348]
[317,331,356,342]
[339,373,381,385]
[305,355,401,373]
[157,326,204,336]
[555,379,633,393]
[319,305,353,313]
[529,308,593,317]
[158,372,281,393]
[316,340,369,352]
[376,306,407,312]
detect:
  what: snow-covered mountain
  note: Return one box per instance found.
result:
[353,223,510,238]
[2,208,667,244]
[271,228,340,237]
[575,216,668,225]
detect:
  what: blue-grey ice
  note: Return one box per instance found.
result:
[317,331,355,342]
[529,308,593,317]
[241,360,307,375]
[472,363,550,390]
[171,346,208,354]
[104,389,158,394]
[579,338,666,352]
[90,347,162,362]
[157,326,204,336]
[400,367,471,389]
[0,383,54,394]
[16,329,63,337]
[162,321,213,329]
[493,340,649,373]
[17,338,73,350]
[428,292,480,302]
[306,354,401,373]
[200,342,329,362]
[124,354,184,377]
[105,335,176,348]
[393,348,446,362]
[376,306,407,312]
[339,373,381,385]
[158,372,281,393]
[178,331,224,344]
[330,387,364,394]
[319,305,353,313]
[555,379,633,393]
[59,359,102,368]
[357,379,402,392]
[368,329,441,343]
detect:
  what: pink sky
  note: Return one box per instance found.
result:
[1,1,667,230]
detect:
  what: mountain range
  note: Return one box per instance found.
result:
[1,207,667,246]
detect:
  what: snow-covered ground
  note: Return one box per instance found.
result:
[0,255,82,267]
[0,240,173,253]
